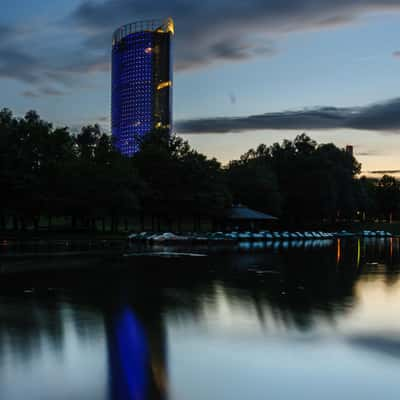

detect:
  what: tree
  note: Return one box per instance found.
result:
[132,129,231,230]
[376,175,400,223]
[76,124,102,160]
[0,107,388,232]
[355,177,377,221]
[226,159,281,216]
[231,134,362,225]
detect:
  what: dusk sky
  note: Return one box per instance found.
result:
[1,0,400,174]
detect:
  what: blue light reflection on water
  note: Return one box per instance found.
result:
[109,308,149,400]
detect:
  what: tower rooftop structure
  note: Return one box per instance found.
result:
[112,18,174,45]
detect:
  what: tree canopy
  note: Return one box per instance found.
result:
[0,108,398,232]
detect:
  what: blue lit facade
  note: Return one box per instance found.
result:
[112,19,174,156]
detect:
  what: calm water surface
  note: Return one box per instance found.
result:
[1,238,400,400]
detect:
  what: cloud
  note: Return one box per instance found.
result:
[356,151,378,156]
[69,0,400,71]
[1,1,400,89]
[0,45,108,88]
[348,335,400,359]
[176,98,400,134]
[0,19,108,90]
[213,41,264,60]
[58,54,110,75]
[0,25,14,39]
[393,51,400,58]
[0,48,41,83]
[368,170,400,175]
[21,91,39,98]
[0,26,49,84]
[40,87,66,96]
[21,87,67,98]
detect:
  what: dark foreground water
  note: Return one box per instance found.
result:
[1,238,400,400]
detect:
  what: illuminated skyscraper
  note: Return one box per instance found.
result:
[112,18,174,156]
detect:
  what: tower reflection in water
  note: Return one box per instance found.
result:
[108,308,148,400]
[107,302,166,400]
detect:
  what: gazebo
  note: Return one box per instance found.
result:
[223,204,278,231]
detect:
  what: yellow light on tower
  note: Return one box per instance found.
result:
[156,81,172,90]
[166,17,175,35]
[156,17,175,35]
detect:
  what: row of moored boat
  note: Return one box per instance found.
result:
[128,230,393,244]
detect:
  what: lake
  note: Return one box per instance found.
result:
[0,238,400,400]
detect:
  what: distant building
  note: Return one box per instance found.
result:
[346,145,354,157]
[111,18,174,156]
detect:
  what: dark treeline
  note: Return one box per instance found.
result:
[227,134,400,225]
[0,109,229,232]
[0,109,399,232]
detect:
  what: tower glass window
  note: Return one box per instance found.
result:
[111,18,174,156]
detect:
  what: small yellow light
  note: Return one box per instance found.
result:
[166,17,174,35]
[156,81,172,90]
[156,17,174,35]
[144,47,152,54]
[155,122,171,129]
